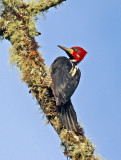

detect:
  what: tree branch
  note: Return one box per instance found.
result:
[0,0,104,159]
[27,0,66,16]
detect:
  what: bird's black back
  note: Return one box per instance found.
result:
[51,56,81,106]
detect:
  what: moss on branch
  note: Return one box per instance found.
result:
[0,0,104,160]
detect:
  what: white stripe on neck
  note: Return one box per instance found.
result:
[70,59,77,63]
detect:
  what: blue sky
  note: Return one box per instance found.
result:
[0,0,121,160]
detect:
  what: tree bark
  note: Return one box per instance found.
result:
[0,0,104,160]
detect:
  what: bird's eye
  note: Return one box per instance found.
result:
[73,48,79,52]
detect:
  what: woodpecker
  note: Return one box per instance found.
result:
[44,45,87,132]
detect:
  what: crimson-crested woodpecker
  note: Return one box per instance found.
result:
[45,45,87,132]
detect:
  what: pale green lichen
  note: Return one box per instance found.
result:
[0,0,104,159]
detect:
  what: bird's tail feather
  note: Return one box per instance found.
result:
[57,99,81,133]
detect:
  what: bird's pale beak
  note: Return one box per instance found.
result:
[57,45,73,55]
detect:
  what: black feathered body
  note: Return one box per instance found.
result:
[51,56,81,106]
[50,56,81,132]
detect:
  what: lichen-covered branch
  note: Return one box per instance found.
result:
[27,0,66,16]
[0,0,104,160]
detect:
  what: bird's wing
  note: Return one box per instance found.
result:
[51,56,81,106]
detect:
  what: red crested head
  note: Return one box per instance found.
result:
[71,46,87,62]
[58,45,87,63]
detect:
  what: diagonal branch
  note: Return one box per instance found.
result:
[0,0,104,160]
[27,0,66,15]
